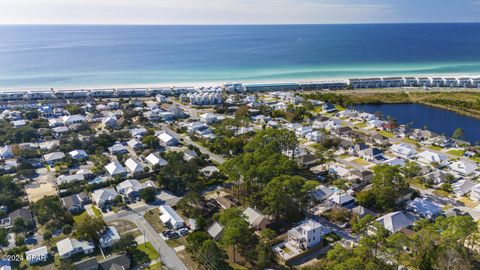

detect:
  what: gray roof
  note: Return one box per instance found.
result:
[207,222,224,240]
[98,253,131,270]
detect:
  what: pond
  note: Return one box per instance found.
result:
[353,103,480,144]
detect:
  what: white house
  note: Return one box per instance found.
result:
[116,179,155,198]
[157,131,179,146]
[127,138,144,150]
[199,113,217,124]
[390,143,417,159]
[108,143,128,155]
[470,184,480,202]
[56,238,94,259]
[62,114,86,127]
[0,145,14,160]
[101,116,117,129]
[287,220,328,251]
[305,131,324,143]
[449,159,477,176]
[145,153,168,167]
[25,246,48,264]
[295,126,313,138]
[92,188,118,208]
[183,150,198,161]
[417,150,449,167]
[43,151,65,165]
[159,205,184,229]
[105,161,127,177]
[124,158,145,176]
[99,226,121,248]
[68,150,88,160]
[375,211,413,233]
[329,192,356,207]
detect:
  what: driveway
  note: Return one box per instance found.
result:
[103,210,188,270]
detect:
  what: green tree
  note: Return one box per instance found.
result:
[198,240,226,270]
[0,228,8,246]
[452,128,465,140]
[222,217,254,263]
[76,216,106,244]
[139,187,156,203]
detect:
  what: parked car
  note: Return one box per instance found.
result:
[178,228,189,236]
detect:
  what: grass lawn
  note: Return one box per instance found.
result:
[137,242,160,261]
[91,205,102,217]
[73,211,89,224]
[377,130,395,138]
[355,122,367,128]
[335,104,346,111]
[166,237,186,248]
[471,156,480,163]
[353,158,370,166]
[458,197,478,208]
[409,178,427,190]
[432,189,451,198]
[428,145,443,151]
[144,208,164,233]
[144,262,162,270]
[402,138,418,144]
[446,149,465,157]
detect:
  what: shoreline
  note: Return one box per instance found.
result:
[1,72,480,91]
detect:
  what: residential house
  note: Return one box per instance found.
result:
[329,192,356,208]
[159,205,184,229]
[116,179,155,198]
[287,220,329,251]
[215,194,239,209]
[108,144,128,155]
[449,159,477,176]
[423,170,451,185]
[322,102,337,113]
[0,259,11,270]
[56,237,95,259]
[390,143,417,159]
[360,147,385,163]
[157,131,179,147]
[124,158,145,176]
[61,192,90,213]
[130,128,148,138]
[470,184,480,202]
[145,153,168,167]
[199,113,217,124]
[105,161,127,178]
[92,188,118,208]
[417,150,449,167]
[25,246,48,264]
[68,150,88,160]
[12,119,26,128]
[127,139,144,150]
[73,258,98,270]
[98,254,131,270]
[295,126,313,138]
[62,114,86,127]
[199,166,219,177]
[374,211,413,233]
[207,222,224,241]
[453,180,476,196]
[305,130,324,143]
[351,206,378,219]
[99,226,121,248]
[311,185,334,202]
[242,207,270,231]
[407,198,442,219]
[8,208,34,228]
[183,150,198,161]
[101,116,117,129]
[43,151,65,165]
[0,145,13,160]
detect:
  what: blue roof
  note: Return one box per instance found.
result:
[408,198,442,218]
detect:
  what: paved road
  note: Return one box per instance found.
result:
[160,123,226,164]
[103,209,188,270]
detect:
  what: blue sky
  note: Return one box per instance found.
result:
[0,0,480,24]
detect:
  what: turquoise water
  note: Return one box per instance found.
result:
[1,24,480,88]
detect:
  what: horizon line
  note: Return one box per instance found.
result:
[1,22,480,26]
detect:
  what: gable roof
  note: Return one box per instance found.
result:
[145,153,168,166]
[375,211,413,233]
[242,207,268,228]
[98,254,131,270]
[92,188,118,204]
[105,161,127,176]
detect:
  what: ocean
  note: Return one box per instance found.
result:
[1,24,480,89]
